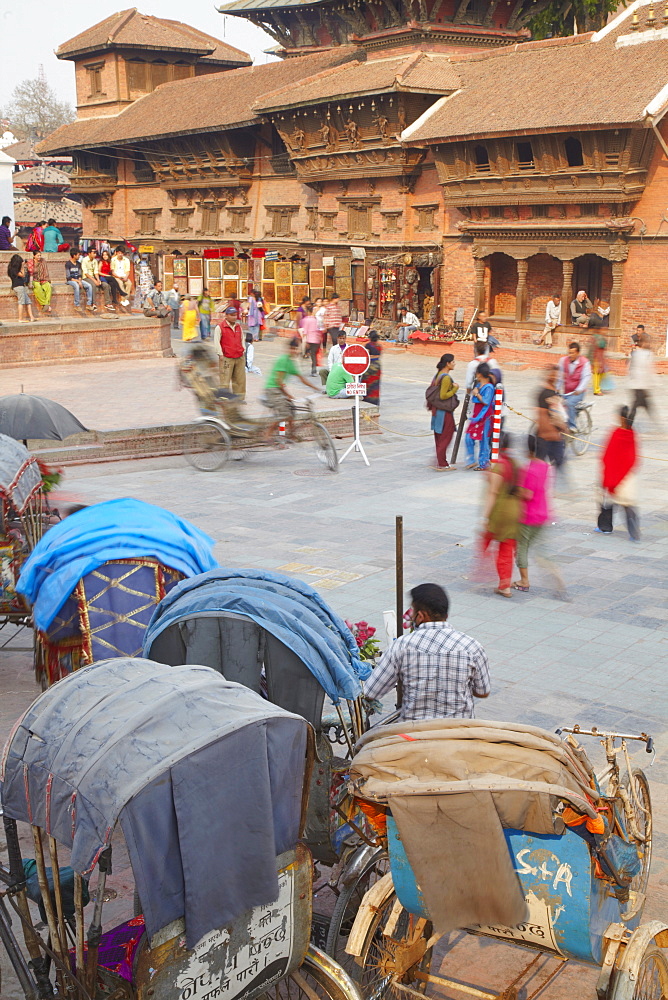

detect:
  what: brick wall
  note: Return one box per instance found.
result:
[439,240,476,320]
[526,254,562,318]
[490,253,516,315]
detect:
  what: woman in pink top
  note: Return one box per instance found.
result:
[302,305,321,376]
[513,434,560,592]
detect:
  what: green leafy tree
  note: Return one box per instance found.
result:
[6,66,74,140]
[527,0,623,37]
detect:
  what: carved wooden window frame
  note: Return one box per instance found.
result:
[414,204,438,231]
[200,205,220,236]
[85,61,105,98]
[227,207,252,233]
[171,209,194,233]
[381,211,402,233]
[266,205,299,236]
[134,208,162,236]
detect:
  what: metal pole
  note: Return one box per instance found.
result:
[451,392,470,464]
[338,374,370,465]
[395,515,403,636]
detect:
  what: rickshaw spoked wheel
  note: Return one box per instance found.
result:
[620,769,652,897]
[325,849,389,981]
[608,922,668,1000]
[258,945,361,1000]
[183,421,231,472]
[353,890,433,1000]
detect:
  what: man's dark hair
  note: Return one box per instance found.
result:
[47,218,56,225]
[410,583,449,620]
[330,293,339,300]
[474,341,487,357]
[568,341,580,352]
[368,330,379,342]
[1,216,10,226]
[636,324,645,331]
[289,336,301,348]
[337,331,346,340]
[553,293,560,298]
[69,249,78,258]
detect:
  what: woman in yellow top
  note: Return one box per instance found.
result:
[426,353,460,470]
[180,296,200,342]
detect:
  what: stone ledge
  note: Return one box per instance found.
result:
[30,407,380,466]
[0,315,172,366]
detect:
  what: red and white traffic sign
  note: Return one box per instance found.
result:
[346,383,367,396]
[341,344,370,376]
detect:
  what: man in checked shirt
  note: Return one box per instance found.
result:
[364,583,490,721]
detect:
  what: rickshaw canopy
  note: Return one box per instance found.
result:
[0,657,307,948]
[350,718,600,935]
[143,568,370,705]
[17,498,218,631]
[0,433,42,515]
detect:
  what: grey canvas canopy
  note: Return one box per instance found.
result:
[0,433,42,514]
[0,657,308,948]
[142,568,371,714]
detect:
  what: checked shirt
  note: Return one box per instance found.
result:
[364,620,490,721]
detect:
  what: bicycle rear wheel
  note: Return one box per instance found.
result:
[570,406,592,456]
[312,422,338,472]
[184,421,231,471]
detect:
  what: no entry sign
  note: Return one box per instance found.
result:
[341,344,370,377]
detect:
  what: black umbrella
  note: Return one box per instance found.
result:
[0,394,88,443]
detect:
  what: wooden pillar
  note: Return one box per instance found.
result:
[473,257,486,312]
[609,260,624,331]
[515,259,528,322]
[560,260,574,326]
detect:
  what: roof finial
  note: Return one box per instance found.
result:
[646,2,655,25]
[663,0,668,23]
[630,10,639,27]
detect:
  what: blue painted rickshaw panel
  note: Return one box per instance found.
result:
[387,816,635,966]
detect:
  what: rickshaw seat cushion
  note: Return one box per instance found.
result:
[69,916,145,983]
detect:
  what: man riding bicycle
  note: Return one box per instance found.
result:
[557,341,591,431]
[264,337,317,439]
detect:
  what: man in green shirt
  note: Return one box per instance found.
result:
[264,337,315,438]
[325,362,349,399]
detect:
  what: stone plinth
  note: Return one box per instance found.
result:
[0,315,172,366]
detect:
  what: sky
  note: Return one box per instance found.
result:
[0,0,275,113]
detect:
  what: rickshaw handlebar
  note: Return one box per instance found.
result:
[557,725,654,754]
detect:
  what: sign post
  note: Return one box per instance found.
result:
[338,344,370,467]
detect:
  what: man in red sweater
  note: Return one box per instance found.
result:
[214,306,246,399]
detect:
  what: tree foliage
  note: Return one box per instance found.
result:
[527,0,622,37]
[5,67,74,140]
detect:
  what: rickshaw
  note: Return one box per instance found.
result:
[16,498,218,686]
[142,569,388,969]
[344,719,664,1000]
[0,434,49,659]
[178,347,338,473]
[0,656,364,1000]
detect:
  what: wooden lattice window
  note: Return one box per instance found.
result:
[227,208,251,234]
[604,132,624,166]
[200,206,219,235]
[474,144,490,172]
[171,209,194,233]
[347,205,372,237]
[134,209,162,235]
[382,212,402,233]
[267,207,298,236]
[516,141,535,170]
[414,205,437,231]
[86,62,104,97]
[319,212,338,232]
[127,60,147,92]
[92,211,111,235]
[151,61,170,89]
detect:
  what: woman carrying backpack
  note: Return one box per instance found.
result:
[426,353,459,470]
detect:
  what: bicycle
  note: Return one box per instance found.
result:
[569,400,594,456]
[183,393,339,473]
[557,725,653,899]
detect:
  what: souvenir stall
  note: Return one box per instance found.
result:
[368,252,442,326]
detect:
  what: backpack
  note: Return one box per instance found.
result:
[426,372,460,412]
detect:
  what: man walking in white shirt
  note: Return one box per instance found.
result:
[538,294,561,348]
[628,332,660,429]
[111,247,133,309]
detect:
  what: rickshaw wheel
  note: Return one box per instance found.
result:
[312,422,338,472]
[621,769,652,896]
[353,889,433,1000]
[608,923,668,1000]
[183,421,231,471]
[259,945,361,1000]
[325,849,389,981]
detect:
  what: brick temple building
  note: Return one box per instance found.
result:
[39,0,668,348]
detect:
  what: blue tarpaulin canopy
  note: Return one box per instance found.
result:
[0,657,307,949]
[143,568,370,705]
[17,498,218,632]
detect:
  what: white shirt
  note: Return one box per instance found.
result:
[111,254,130,280]
[403,311,420,328]
[545,300,561,326]
[315,305,327,331]
[327,344,344,370]
[628,347,656,390]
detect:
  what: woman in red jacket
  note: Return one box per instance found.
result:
[596,406,639,541]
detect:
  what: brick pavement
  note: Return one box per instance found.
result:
[0,341,666,998]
